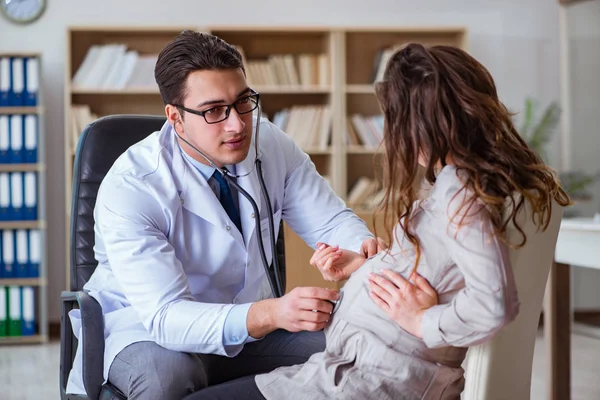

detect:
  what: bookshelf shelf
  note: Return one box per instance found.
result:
[64,25,467,292]
[346,146,382,155]
[252,85,331,94]
[71,87,159,95]
[0,163,44,172]
[0,278,46,286]
[0,221,45,230]
[0,107,43,115]
[0,335,48,345]
[345,84,375,94]
[304,148,333,155]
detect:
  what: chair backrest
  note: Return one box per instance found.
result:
[70,115,167,291]
[461,201,564,399]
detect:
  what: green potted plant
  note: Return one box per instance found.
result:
[518,98,600,203]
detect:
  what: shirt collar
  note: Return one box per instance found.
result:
[178,142,236,181]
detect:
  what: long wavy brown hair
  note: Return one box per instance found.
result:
[373,43,571,268]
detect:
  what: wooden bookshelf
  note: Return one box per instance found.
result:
[0,52,48,344]
[342,27,466,212]
[64,26,467,292]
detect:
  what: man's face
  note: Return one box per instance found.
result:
[167,68,254,168]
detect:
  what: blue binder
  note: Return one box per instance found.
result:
[23,115,38,163]
[0,115,8,163]
[21,286,35,336]
[24,57,39,107]
[9,57,25,107]
[0,230,4,278]
[23,172,37,221]
[9,172,24,220]
[2,230,14,278]
[0,57,9,106]
[27,230,40,278]
[9,115,24,164]
[15,229,28,278]
[0,173,9,221]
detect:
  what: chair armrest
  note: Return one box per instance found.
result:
[60,291,105,400]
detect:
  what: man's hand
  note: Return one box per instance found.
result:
[247,287,339,338]
[360,237,389,258]
[310,243,366,282]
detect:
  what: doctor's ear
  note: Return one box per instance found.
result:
[172,116,184,134]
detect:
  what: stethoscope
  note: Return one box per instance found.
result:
[173,104,285,298]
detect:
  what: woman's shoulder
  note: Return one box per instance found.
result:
[427,165,484,222]
[428,165,466,203]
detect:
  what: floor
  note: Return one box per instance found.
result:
[2,326,600,399]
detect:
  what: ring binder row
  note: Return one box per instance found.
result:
[0,285,36,337]
[0,229,41,278]
[0,171,38,221]
[0,56,39,107]
[0,114,39,164]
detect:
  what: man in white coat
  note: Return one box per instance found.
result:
[66,30,381,399]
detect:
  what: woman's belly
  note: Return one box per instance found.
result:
[326,251,417,349]
[326,250,468,369]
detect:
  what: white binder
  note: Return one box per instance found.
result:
[15,229,28,277]
[21,286,35,335]
[24,171,36,219]
[0,172,10,218]
[25,57,39,104]
[2,230,14,277]
[11,58,24,103]
[0,57,9,104]
[8,286,20,327]
[24,115,37,158]
[28,229,41,277]
[0,115,9,160]
[10,115,23,161]
[10,172,23,218]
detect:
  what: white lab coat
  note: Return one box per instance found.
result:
[66,117,374,394]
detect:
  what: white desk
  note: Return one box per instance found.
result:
[545,217,600,400]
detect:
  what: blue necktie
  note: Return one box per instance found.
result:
[212,170,242,234]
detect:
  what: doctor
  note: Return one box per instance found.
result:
[66,30,382,399]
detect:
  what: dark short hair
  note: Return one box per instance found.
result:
[154,30,245,108]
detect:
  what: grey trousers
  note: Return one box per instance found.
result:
[108,329,325,400]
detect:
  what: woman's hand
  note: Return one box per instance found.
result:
[368,270,438,338]
[310,243,367,282]
[360,237,389,258]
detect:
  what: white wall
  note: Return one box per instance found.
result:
[566,1,600,309]
[0,0,568,322]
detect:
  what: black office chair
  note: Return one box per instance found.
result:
[59,115,286,400]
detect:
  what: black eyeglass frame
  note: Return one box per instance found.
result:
[172,90,261,124]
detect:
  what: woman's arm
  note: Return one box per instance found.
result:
[368,204,519,347]
[420,205,520,348]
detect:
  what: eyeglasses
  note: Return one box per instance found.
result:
[172,91,260,124]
